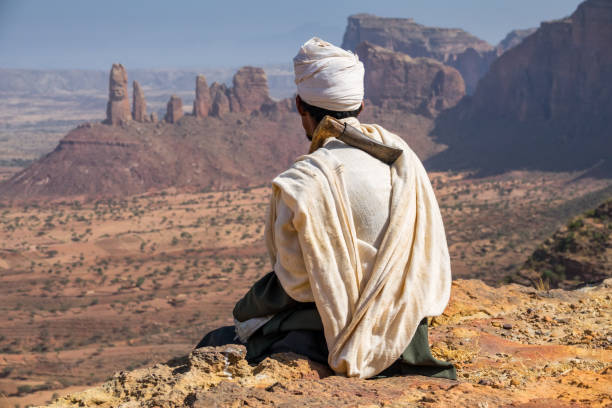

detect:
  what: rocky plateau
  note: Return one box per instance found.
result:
[41,278,612,407]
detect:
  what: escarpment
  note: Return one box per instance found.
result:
[0,64,302,201]
[427,0,612,175]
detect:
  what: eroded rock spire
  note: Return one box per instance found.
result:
[132,80,147,122]
[165,95,183,123]
[105,63,131,125]
[193,75,211,118]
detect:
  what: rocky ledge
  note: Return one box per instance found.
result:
[43,279,611,407]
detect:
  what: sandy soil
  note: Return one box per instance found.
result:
[0,172,610,405]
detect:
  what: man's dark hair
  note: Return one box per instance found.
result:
[299,98,362,123]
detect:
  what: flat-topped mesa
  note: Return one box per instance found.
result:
[105,63,131,125]
[132,80,147,122]
[342,14,495,94]
[165,95,183,123]
[193,74,211,118]
[343,14,493,59]
[229,66,273,114]
[356,42,465,117]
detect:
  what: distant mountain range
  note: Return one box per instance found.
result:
[1,0,610,201]
[0,65,295,100]
[0,65,295,125]
[0,60,447,201]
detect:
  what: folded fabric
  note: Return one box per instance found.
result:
[268,117,452,378]
[234,315,274,343]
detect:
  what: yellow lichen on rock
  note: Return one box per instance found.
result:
[40,279,611,408]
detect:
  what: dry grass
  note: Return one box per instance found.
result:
[0,171,610,405]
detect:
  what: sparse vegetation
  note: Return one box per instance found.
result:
[0,174,609,404]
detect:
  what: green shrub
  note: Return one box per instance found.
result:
[567,218,584,231]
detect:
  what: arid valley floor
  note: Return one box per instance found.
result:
[0,164,610,406]
[1,2,611,402]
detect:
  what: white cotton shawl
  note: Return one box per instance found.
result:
[267,119,452,378]
[294,37,364,111]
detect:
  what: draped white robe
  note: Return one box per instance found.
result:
[265,117,451,378]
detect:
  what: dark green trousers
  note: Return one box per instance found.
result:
[197,271,456,380]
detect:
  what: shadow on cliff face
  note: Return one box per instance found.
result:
[425,0,612,179]
[424,96,612,179]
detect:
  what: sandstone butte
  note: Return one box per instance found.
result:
[341,14,534,94]
[229,66,274,114]
[356,42,465,117]
[210,82,230,117]
[41,278,612,407]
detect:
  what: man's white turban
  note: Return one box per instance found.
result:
[294,37,364,112]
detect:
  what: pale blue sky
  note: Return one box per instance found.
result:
[0,0,583,69]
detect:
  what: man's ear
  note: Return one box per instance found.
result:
[357,100,365,116]
[296,95,306,116]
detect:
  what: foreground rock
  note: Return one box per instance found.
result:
[43,279,612,407]
[105,64,130,125]
[356,42,465,117]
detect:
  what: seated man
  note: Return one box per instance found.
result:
[196,37,455,380]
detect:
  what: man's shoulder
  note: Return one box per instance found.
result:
[277,147,342,179]
[271,147,343,200]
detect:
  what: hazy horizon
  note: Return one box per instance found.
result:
[0,0,583,70]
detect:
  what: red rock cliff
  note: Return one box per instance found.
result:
[470,0,612,125]
[356,42,465,117]
[427,0,612,175]
[342,14,493,94]
[229,67,273,114]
